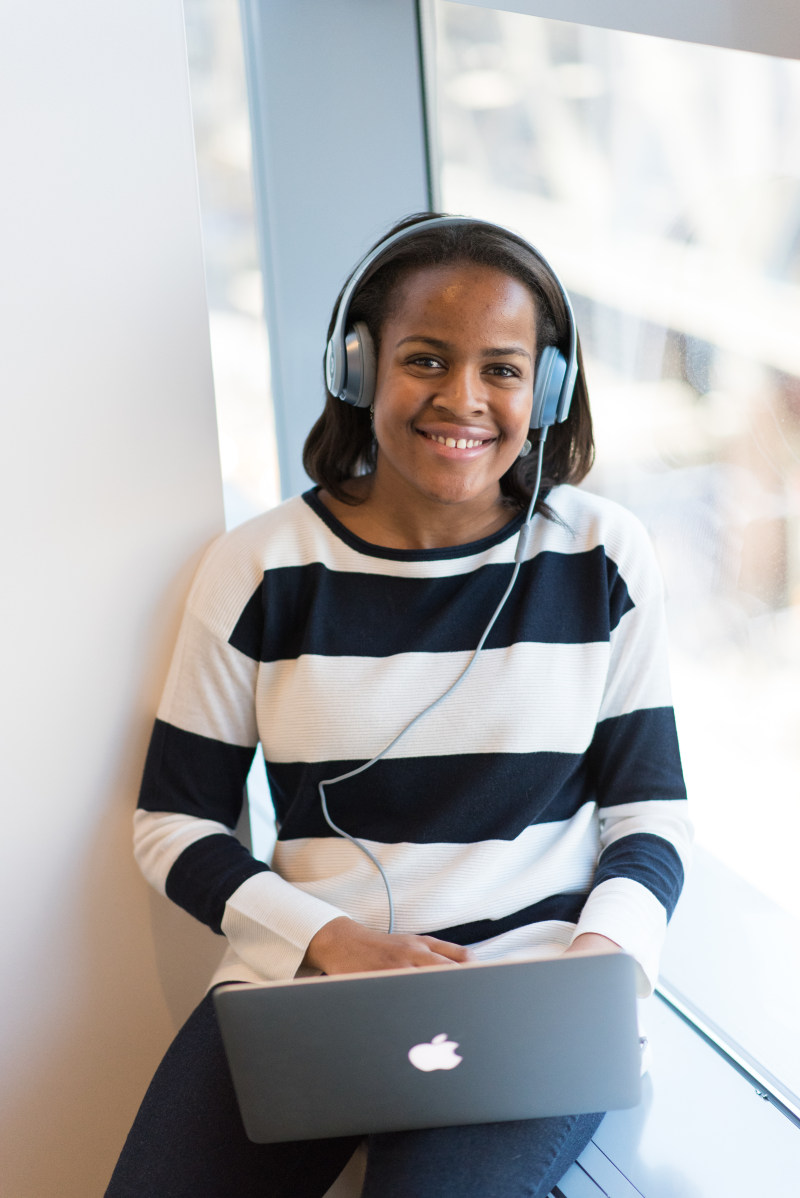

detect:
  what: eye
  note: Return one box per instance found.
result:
[485,363,522,379]
[407,354,445,371]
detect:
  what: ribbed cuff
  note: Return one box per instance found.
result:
[220,871,348,980]
[571,876,667,996]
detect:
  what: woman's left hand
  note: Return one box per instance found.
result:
[562,933,622,957]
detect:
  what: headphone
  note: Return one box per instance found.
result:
[325,215,578,431]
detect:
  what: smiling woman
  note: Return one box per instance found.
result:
[107,214,690,1198]
[304,214,594,527]
[326,263,537,547]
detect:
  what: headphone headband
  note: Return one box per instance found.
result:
[325,215,578,428]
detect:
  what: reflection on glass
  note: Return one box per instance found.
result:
[433,2,800,1102]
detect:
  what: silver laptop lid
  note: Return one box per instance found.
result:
[214,953,641,1143]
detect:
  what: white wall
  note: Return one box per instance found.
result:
[0,2,227,1194]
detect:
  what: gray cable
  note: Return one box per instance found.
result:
[318,432,548,933]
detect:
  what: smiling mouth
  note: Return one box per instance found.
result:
[419,430,495,450]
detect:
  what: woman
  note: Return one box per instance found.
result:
[108,214,691,1197]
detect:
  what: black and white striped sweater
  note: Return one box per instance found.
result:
[134,484,691,995]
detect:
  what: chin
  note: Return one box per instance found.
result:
[413,472,480,502]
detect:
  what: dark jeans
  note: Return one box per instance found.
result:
[106,992,603,1198]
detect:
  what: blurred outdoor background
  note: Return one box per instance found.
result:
[432,4,800,930]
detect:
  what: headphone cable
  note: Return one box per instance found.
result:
[318,430,548,934]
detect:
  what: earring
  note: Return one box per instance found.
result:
[518,438,532,459]
[369,403,375,436]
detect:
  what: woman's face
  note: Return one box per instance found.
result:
[371,262,537,515]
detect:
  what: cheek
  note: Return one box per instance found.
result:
[501,394,534,437]
[373,381,422,430]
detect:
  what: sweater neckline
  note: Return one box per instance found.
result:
[302,488,526,562]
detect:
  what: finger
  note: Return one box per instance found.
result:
[419,937,473,963]
[424,952,469,967]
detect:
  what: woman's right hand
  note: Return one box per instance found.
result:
[303,916,473,976]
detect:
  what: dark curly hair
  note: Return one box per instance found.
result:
[303,213,594,515]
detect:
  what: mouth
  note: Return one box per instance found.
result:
[417,429,496,450]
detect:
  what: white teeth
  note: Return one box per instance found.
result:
[426,432,485,448]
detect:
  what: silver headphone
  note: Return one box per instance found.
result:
[325,215,578,430]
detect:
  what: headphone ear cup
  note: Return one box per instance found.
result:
[531,345,568,429]
[340,321,377,409]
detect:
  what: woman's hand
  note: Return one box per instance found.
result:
[303,916,473,976]
[562,932,622,958]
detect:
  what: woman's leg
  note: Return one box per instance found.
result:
[105,993,361,1198]
[361,1110,604,1198]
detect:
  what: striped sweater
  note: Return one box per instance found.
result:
[134,485,691,996]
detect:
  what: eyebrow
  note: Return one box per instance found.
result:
[396,335,532,361]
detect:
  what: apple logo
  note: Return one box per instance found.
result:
[408,1033,463,1072]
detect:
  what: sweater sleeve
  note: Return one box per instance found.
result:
[133,531,348,981]
[570,521,692,996]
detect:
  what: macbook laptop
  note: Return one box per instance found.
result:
[213,952,641,1143]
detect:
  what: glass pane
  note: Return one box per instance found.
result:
[184,0,280,529]
[433,1,800,1102]
[184,0,279,862]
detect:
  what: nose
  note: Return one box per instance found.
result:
[431,364,487,415]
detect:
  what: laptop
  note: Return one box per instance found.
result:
[213,952,641,1142]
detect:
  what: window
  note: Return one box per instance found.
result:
[184,0,278,858]
[431,1,800,1109]
[184,0,280,528]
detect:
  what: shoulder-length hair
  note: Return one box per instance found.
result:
[303,213,594,515]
